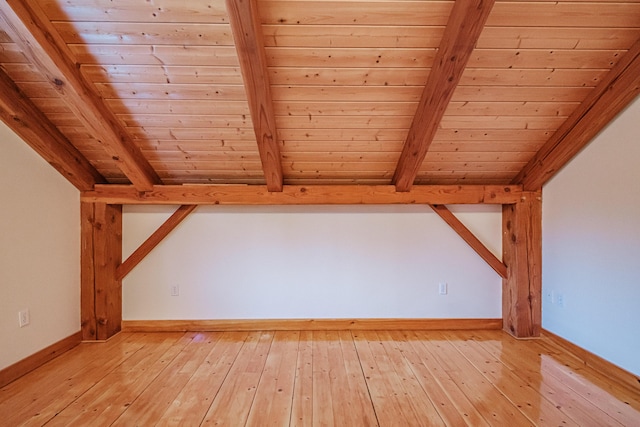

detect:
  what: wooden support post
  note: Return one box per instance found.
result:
[81,202,122,341]
[502,191,542,338]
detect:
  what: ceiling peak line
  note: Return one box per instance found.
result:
[392,0,496,192]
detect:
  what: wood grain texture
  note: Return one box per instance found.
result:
[0,331,81,388]
[542,328,640,394]
[0,68,104,190]
[80,202,97,340]
[82,184,523,205]
[92,203,123,341]
[514,37,640,190]
[117,204,196,280]
[121,318,503,332]
[2,330,639,425]
[227,0,283,191]
[502,191,542,338]
[430,204,507,278]
[0,0,160,190]
[393,0,496,191]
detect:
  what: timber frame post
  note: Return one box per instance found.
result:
[502,191,542,338]
[81,202,122,341]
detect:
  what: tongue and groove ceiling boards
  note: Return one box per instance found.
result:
[0,0,639,194]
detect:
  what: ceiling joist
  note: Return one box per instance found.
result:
[393,0,496,192]
[226,0,284,192]
[0,0,160,191]
[514,37,640,190]
[0,67,104,191]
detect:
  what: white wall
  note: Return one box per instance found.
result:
[123,204,502,320]
[543,96,640,375]
[0,122,80,370]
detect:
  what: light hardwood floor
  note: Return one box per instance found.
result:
[1,330,639,426]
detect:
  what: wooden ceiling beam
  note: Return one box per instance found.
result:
[514,38,640,190]
[226,0,283,192]
[0,68,104,191]
[430,204,507,279]
[0,0,160,191]
[82,184,523,205]
[392,0,495,192]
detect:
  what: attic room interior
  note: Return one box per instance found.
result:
[1,0,640,424]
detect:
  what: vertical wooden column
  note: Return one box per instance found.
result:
[502,191,542,338]
[81,201,122,341]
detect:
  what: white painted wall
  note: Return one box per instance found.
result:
[0,122,80,370]
[543,96,640,375]
[123,204,502,320]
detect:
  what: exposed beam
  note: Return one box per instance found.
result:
[430,204,507,279]
[514,38,640,190]
[502,191,542,338]
[81,202,123,341]
[0,68,104,191]
[117,205,197,281]
[392,0,495,192]
[82,184,523,205]
[226,0,283,192]
[0,0,160,191]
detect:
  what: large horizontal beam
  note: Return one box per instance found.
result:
[82,184,523,205]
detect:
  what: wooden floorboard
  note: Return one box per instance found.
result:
[1,330,638,426]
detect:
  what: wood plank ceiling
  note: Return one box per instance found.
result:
[1,0,639,194]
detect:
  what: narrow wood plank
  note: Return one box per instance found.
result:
[502,191,542,338]
[93,203,123,341]
[393,0,496,191]
[389,330,488,426]
[116,205,197,281]
[415,330,533,425]
[158,331,249,426]
[444,331,578,426]
[49,332,189,426]
[291,330,313,427]
[352,331,439,425]
[110,333,218,426]
[246,330,300,426]
[430,204,507,278]
[364,330,446,425]
[0,68,104,190]
[474,330,640,426]
[514,38,640,190]
[200,331,274,425]
[82,184,522,205]
[0,1,160,190]
[0,333,145,426]
[226,0,283,191]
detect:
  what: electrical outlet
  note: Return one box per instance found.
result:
[438,282,448,295]
[18,309,30,327]
[556,293,565,308]
[171,284,180,296]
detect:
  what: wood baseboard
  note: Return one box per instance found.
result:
[122,318,502,332]
[0,331,82,388]
[542,328,640,393]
